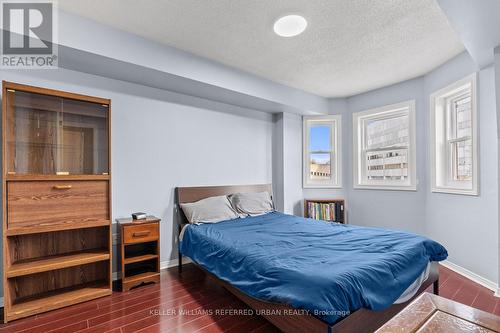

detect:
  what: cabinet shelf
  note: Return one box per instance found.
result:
[6,174,110,181]
[6,219,110,236]
[7,249,110,278]
[123,271,159,284]
[124,254,159,265]
[8,283,111,322]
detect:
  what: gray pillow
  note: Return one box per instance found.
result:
[180,195,239,224]
[229,192,274,216]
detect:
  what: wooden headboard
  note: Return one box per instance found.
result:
[176,184,272,204]
[175,184,273,225]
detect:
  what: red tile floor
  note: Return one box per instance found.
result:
[0,264,498,333]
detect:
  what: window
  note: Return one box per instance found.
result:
[303,115,341,188]
[430,74,478,195]
[353,101,416,190]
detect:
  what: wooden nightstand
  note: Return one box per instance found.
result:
[117,216,160,291]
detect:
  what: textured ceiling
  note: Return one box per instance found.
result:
[58,0,464,98]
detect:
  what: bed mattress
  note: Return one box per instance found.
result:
[180,212,447,324]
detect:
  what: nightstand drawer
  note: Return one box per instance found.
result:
[123,223,158,244]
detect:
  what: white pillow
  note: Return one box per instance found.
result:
[180,195,239,224]
[229,192,274,216]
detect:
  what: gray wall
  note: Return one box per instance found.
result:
[278,52,498,288]
[425,54,498,285]
[272,113,285,212]
[495,46,500,286]
[296,77,428,234]
[289,99,349,217]
[281,113,304,215]
[310,52,498,285]
[0,67,275,298]
[56,10,330,115]
[345,77,427,235]
[273,113,305,216]
[0,53,497,301]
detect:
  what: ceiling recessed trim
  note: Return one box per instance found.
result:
[58,0,465,97]
[273,15,307,37]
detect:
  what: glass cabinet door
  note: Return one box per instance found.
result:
[5,89,109,175]
[59,98,109,175]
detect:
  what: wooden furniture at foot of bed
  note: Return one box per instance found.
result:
[376,292,500,332]
[175,184,440,333]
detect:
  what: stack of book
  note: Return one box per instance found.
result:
[307,202,343,222]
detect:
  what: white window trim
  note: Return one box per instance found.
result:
[303,115,342,188]
[353,100,417,191]
[430,73,478,196]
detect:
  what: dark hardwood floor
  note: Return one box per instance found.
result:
[437,265,499,315]
[0,264,498,333]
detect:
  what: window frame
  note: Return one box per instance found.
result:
[302,115,342,189]
[353,100,417,191]
[430,74,478,196]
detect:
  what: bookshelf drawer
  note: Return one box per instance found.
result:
[7,180,109,230]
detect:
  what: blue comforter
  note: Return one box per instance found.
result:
[180,212,447,324]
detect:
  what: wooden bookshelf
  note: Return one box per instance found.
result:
[2,81,112,322]
[304,199,346,224]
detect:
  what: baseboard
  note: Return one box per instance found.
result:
[160,256,193,270]
[440,260,499,296]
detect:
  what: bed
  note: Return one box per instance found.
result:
[175,184,447,333]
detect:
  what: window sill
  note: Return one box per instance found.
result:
[303,184,343,189]
[431,187,478,196]
[353,184,417,191]
[302,184,342,189]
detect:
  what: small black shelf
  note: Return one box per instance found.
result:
[124,241,157,259]
[124,258,157,278]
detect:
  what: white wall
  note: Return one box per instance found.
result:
[0,68,274,297]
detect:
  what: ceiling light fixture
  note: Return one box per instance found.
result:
[273,15,307,37]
